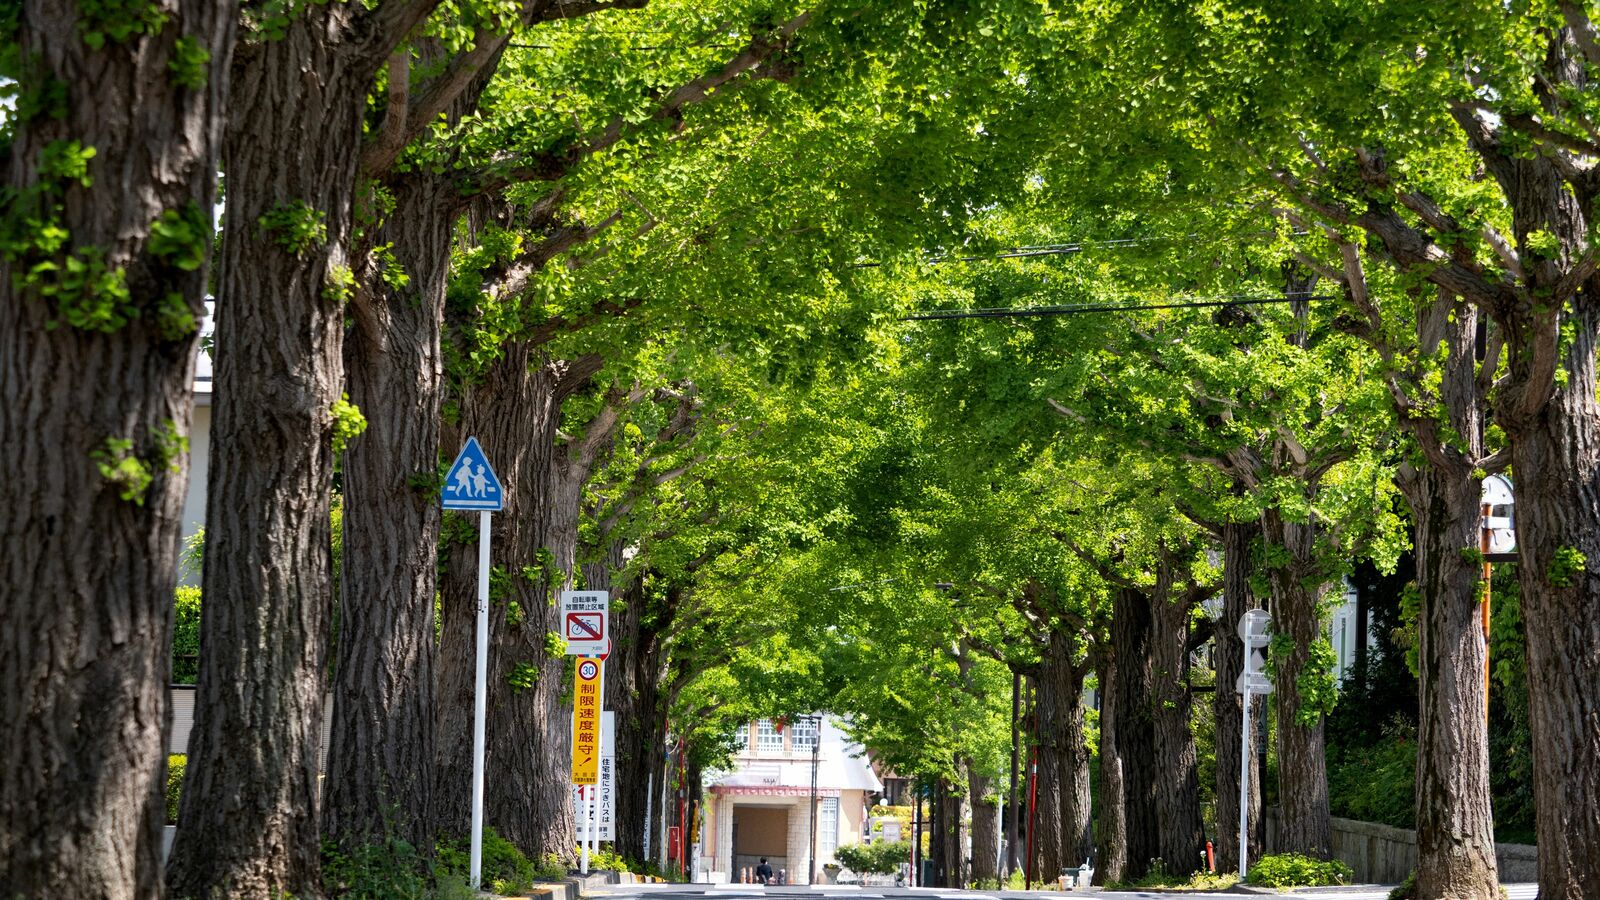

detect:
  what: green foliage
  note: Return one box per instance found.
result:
[172,586,202,683]
[75,0,167,49]
[92,436,152,503]
[146,203,209,274]
[1294,638,1340,726]
[437,827,551,894]
[330,393,368,454]
[165,754,185,824]
[323,263,356,305]
[506,661,539,692]
[258,200,327,255]
[168,36,210,89]
[1245,853,1352,888]
[583,846,631,872]
[1547,547,1586,588]
[1327,720,1416,829]
[322,838,430,899]
[833,841,909,875]
[371,242,411,291]
[1388,871,1417,900]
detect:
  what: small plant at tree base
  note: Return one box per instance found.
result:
[437,827,540,894]
[1245,853,1352,888]
[1387,871,1416,900]
[322,838,430,899]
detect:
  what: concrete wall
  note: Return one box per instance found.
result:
[1263,809,1537,884]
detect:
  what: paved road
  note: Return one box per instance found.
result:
[593,881,1540,900]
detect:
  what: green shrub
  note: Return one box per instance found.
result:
[322,838,430,899]
[583,846,631,872]
[436,827,547,894]
[165,754,185,824]
[172,586,201,683]
[1387,871,1416,900]
[834,840,909,874]
[1328,720,1417,828]
[1246,853,1353,888]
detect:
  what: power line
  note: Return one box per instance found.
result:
[901,292,1334,321]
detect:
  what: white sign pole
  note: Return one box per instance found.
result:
[1238,685,1251,881]
[581,785,591,875]
[471,510,491,889]
[644,771,654,862]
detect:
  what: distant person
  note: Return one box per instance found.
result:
[756,858,774,885]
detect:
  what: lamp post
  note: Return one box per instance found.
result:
[807,713,823,884]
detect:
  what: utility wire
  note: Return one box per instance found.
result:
[902,292,1334,321]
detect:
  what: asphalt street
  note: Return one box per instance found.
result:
[591,881,1540,900]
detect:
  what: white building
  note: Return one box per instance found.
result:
[701,716,881,884]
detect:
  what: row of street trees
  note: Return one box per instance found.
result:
[5,3,1600,900]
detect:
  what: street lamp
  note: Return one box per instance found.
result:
[806,713,823,885]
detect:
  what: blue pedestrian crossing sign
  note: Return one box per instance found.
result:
[442,437,504,511]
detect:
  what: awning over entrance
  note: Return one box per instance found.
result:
[711,785,841,797]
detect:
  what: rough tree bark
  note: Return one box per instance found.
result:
[967,761,998,885]
[1212,518,1262,874]
[595,564,676,862]
[1260,501,1333,860]
[1149,552,1204,878]
[323,172,454,853]
[168,4,437,895]
[0,3,234,897]
[1093,647,1126,886]
[1031,630,1092,882]
[1110,584,1159,880]
[435,348,631,858]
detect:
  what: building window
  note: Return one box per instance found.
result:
[733,724,749,753]
[819,797,839,858]
[756,719,784,753]
[791,717,819,752]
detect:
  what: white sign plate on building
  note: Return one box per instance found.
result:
[561,590,609,655]
[573,712,615,839]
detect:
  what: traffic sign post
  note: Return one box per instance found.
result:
[572,656,605,874]
[442,438,503,890]
[561,590,609,655]
[1236,609,1272,880]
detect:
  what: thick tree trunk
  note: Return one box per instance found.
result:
[1150,557,1203,878]
[435,349,620,859]
[967,762,998,885]
[1380,293,1498,900]
[1111,585,1159,880]
[323,175,454,852]
[1401,463,1498,899]
[595,562,673,863]
[0,3,233,896]
[1260,509,1332,859]
[168,6,434,895]
[1213,518,1261,874]
[930,777,965,888]
[1502,319,1600,899]
[1032,634,1091,881]
[1093,649,1126,886]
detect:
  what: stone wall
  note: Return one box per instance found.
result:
[1262,809,1537,883]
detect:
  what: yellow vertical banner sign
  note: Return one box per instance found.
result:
[571,657,604,785]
